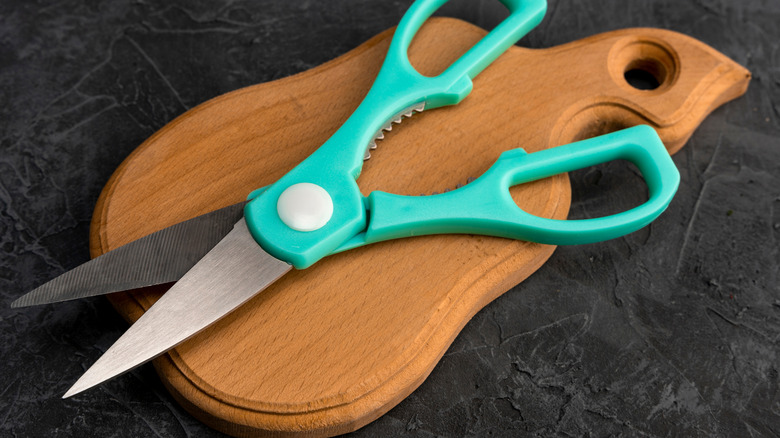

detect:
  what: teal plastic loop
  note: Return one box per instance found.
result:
[380,0,548,109]
[334,125,680,252]
[245,0,548,269]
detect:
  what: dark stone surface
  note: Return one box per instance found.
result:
[1,0,778,436]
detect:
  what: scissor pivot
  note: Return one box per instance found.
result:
[276,183,334,232]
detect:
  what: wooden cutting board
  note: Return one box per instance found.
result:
[90,18,749,437]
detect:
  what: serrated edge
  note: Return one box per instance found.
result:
[364,101,425,161]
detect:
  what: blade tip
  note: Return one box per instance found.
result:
[11,293,40,308]
[10,298,31,308]
[63,384,86,399]
[63,372,99,399]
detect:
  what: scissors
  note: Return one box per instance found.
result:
[12,0,680,398]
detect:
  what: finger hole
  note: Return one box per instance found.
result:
[408,0,509,77]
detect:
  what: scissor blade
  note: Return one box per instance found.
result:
[63,218,291,398]
[11,202,246,308]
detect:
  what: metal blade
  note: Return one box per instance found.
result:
[63,218,291,398]
[362,101,424,162]
[11,202,246,308]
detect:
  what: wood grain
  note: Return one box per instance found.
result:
[89,18,749,437]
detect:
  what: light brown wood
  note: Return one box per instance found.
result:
[90,18,750,437]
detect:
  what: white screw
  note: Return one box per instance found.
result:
[276,183,333,232]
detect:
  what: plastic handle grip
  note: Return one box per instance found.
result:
[382,0,548,108]
[344,126,680,248]
[245,0,548,269]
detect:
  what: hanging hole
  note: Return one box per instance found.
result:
[609,38,678,93]
[624,69,660,90]
[624,60,665,90]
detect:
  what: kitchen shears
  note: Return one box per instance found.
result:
[12,0,680,397]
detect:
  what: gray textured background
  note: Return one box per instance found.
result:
[1,0,778,436]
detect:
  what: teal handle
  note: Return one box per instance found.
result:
[245,0,548,269]
[334,126,680,251]
[380,0,548,110]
